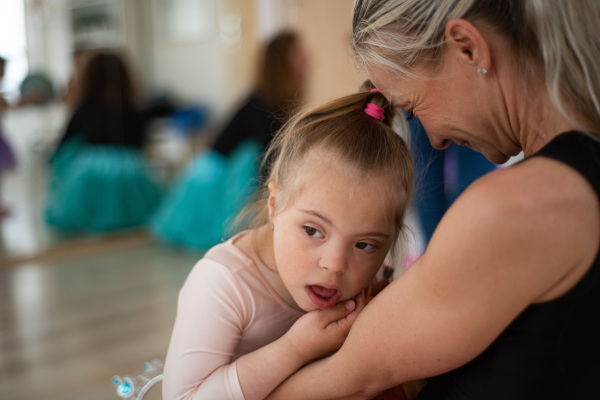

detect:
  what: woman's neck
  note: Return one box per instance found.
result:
[517,81,575,157]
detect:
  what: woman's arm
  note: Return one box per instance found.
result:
[267,159,600,399]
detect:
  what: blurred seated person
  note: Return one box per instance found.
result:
[18,71,56,106]
[45,50,162,233]
[0,57,55,109]
[0,56,17,218]
[151,30,310,250]
[211,30,309,158]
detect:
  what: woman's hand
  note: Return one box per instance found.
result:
[282,292,366,365]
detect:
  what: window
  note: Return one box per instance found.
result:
[0,0,28,103]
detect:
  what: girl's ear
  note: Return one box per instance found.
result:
[268,181,278,220]
[445,18,491,73]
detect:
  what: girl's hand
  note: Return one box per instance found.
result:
[282,292,366,365]
[237,293,366,400]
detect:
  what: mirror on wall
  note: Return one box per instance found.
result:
[0,0,366,265]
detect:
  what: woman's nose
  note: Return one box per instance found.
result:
[427,132,451,150]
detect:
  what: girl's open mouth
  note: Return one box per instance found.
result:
[306,285,341,309]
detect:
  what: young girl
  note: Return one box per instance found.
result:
[45,51,162,233]
[151,31,309,250]
[162,82,414,400]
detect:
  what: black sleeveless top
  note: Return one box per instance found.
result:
[416,131,600,400]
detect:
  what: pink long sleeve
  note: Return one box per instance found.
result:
[162,240,303,400]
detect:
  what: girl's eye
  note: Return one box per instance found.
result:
[356,242,377,251]
[304,226,323,238]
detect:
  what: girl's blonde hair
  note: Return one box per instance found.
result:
[237,80,414,245]
[352,0,600,136]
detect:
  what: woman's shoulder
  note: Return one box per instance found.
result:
[448,155,599,298]
[450,158,596,257]
[478,149,597,210]
[463,132,595,200]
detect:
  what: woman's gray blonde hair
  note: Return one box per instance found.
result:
[352,0,600,135]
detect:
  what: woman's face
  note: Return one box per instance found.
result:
[269,148,397,312]
[367,57,521,164]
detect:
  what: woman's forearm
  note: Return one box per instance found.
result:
[266,352,375,399]
[266,301,394,400]
[239,299,363,400]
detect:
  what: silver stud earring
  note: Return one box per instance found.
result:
[477,67,487,75]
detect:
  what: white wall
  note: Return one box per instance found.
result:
[24,0,72,92]
[20,0,364,125]
[146,0,298,125]
[149,0,232,120]
[295,0,367,105]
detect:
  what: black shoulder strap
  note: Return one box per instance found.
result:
[532,131,600,200]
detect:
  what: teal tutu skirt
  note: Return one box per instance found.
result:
[45,139,163,233]
[151,140,262,250]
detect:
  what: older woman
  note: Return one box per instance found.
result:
[267,1,600,399]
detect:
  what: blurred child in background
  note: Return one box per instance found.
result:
[151,31,310,249]
[45,51,162,233]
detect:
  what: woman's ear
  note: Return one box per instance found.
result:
[445,18,491,72]
[268,181,278,220]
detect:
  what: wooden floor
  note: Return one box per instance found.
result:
[0,233,201,400]
[0,108,205,399]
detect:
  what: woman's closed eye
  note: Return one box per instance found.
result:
[304,226,324,238]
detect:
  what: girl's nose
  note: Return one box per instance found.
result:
[319,245,348,273]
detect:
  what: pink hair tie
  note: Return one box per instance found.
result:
[364,88,385,120]
[364,103,385,121]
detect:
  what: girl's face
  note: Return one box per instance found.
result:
[269,148,398,312]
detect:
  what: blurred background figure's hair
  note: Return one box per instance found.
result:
[76,51,138,108]
[254,31,308,120]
